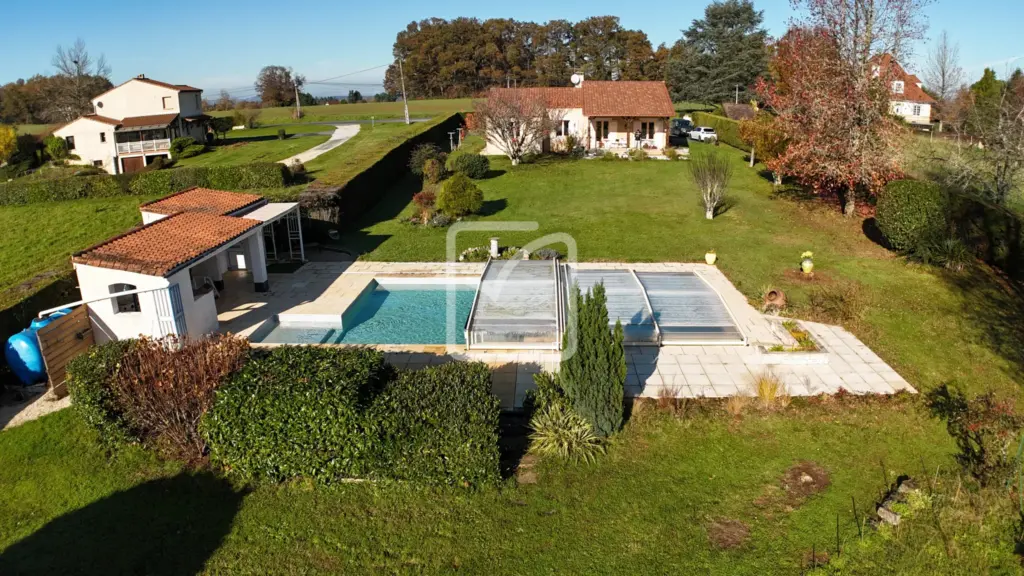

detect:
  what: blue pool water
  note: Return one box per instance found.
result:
[254,284,476,345]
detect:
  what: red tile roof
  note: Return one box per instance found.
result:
[582,81,676,117]
[875,54,937,104]
[140,187,266,216]
[119,112,180,128]
[487,81,675,117]
[81,114,122,126]
[73,212,261,277]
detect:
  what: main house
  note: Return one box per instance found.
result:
[52,75,210,174]
[874,54,936,128]
[481,76,676,155]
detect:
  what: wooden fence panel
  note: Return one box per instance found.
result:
[38,306,94,398]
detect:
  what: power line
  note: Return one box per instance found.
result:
[214,63,391,96]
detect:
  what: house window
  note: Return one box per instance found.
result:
[99,132,106,143]
[109,283,140,314]
[892,81,905,94]
[65,136,75,150]
[162,96,172,109]
[596,120,609,141]
[93,160,102,168]
[195,94,201,108]
[556,120,570,136]
[912,104,922,116]
[640,121,655,140]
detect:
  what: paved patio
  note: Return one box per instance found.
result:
[219,261,915,411]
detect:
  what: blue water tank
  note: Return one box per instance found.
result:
[4,309,72,386]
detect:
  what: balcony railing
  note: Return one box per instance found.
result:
[116,138,171,155]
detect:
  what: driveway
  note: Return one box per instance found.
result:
[279,124,360,165]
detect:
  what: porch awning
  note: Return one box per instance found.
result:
[245,202,298,224]
[182,114,212,123]
[115,113,179,131]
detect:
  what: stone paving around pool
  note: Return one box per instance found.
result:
[219,261,916,411]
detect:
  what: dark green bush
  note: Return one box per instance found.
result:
[178,144,206,159]
[277,128,287,140]
[409,143,445,176]
[170,137,196,159]
[691,112,747,150]
[876,179,950,252]
[0,174,129,205]
[560,283,626,437]
[450,153,489,178]
[437,172,483,217]
[202,346,395,483]
[129,163,289,196]
[367,362,501,486]
[422,158,445,184]
[66,340,137,448]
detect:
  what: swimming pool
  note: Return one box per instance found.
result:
[251,281,476,345]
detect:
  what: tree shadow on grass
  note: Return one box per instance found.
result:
[478,169,507,180]
[715,197,738,217]
[479,198,508,217]
[861,217,892,250]
[943,266,1024,382]
[0,472,244,576]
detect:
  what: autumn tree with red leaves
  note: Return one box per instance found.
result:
[756,0,931,216]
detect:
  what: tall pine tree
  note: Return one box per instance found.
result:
[666,0,769,104]
[560,282,626,437]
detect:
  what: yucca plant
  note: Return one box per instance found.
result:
[751,370,790,411]
[690,151,733,219]
[529,404,606,464]
[937,237,972,272]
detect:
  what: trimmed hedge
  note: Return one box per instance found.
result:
[876,180,950,252]
[66,339,137,448]
[0,162,290,206]
[368,362,501,486]
[691,112,748,151]
[201,346,501,486]
[202,346,394,483]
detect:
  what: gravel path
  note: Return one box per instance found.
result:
[280,124,360,166]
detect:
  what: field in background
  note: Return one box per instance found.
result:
[0,197,150,309]
[175,134,330,167]
[208,99,474,124]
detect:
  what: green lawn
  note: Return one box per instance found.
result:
[337,143,1024,400]
[0,197,151,309]
[1,398,979,575]
[175,134,330,167]
[208,98,474,124]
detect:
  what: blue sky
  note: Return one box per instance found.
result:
[1,0,1021,98]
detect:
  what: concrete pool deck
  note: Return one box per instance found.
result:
[216,261,915,411]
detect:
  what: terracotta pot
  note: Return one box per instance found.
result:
[705,252,718,265]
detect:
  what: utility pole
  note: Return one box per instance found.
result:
[398,57,410,125]
[735,85,739,105]
[294,78,302,118]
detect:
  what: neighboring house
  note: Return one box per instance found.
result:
[52,75,210,174]
[482,75,676,155]
[72,187,304,344]
[874,54,936,128]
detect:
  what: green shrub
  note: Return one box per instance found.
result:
[691,112,746,150]
[437,172,483,217]
[560,282,626,437]
[178,144,206,159]
[276,128,287,140]
[367,362,501,486]
[626,148,647,161]
[0,174,129,205]
[806,283,865,325]
[43,135,69,160]
[450,153,489,178]
[129,163,289,196]
[926,384,1024,486]
[169,137,196,159]
[422,157,445,184]
[202,346,394,483]
[66,340,137,448]
[529,403,605,463]
[876,180,950,252]
[409,143,445,176]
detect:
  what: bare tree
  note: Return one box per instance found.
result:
[923,30,964,102]
[690,151,733,219]
[48,39,112,122]
[944,86,1024,206]
[474,90,557,165]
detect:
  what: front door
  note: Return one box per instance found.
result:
[121,156,144,174]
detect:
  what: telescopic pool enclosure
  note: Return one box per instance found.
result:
[464,260,746,350]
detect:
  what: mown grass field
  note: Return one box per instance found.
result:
[338,142,1024,400]
[2,396,986,575]
[175,134,330,167]
[0,197,151,309]
[208,98,474,124]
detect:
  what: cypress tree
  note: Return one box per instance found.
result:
[560,282,626,437]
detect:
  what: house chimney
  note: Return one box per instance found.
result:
[137,74,146,79]
[571,73,584,88]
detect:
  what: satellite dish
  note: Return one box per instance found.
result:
[570,73,581,86]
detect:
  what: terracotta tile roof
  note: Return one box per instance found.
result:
[488,87,583,108]
[73,213,260,277]
[582,81,675,117]
[140,187,266,216]
[52,114,122,134]
[118,112,180,128]
[875,54,937,104]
